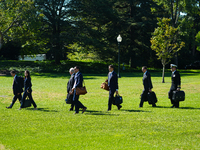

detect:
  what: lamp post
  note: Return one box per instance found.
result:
[117,34,122,78]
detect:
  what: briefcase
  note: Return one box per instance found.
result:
[22,97,32,108]
[113,94,123,105]
[172,90,185,102]
[76,86,87,95]
[147,91,157,104]
[101,82,109,91]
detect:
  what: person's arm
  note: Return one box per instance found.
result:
[177,73,181,91]
[148,73,153,92]
[75,73,83,88]
[26,78,32,93]
[115,73,119,94]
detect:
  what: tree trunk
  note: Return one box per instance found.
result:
[162,64,165,83]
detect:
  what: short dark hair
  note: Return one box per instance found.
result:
[142,66,147,70]
[74,66,80,70]
[109,65,114,69]
[10,70,16,74]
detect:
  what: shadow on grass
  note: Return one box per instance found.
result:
[179,107,200,110]
[85,110,119,116]
[154,106,200,109]
[26,107,59,112]
[123,109,151,112]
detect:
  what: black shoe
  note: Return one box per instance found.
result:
[69,108,73,111]
[6,107,12,109]
[170,105,175,108]
[118,105,122,110]
[82,107,87,114]
[107,109,111,111]
[139,105,143,108]
[152,104,157,107]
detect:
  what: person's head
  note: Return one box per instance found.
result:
[108,65,114,72]
[24,70,30,78]
[10,70,16,77]
[170,64,177,72]
[69,67,74,75]
[74,66,80,73]
[142,66,147,73]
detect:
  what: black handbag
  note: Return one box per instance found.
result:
[22,97,32,108]
[113,94,123,105]
[65,93,73,104]
[147,91,158,104]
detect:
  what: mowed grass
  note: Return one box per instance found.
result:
[0,71,200,150]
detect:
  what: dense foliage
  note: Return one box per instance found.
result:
[0,0,200,68]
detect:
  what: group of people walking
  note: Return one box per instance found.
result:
[6,63,182,113]
[66,63,182,114]
[6,70,37,110]
[140,64,182,108]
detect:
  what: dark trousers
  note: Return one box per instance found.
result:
[73,89,85,113]
[168,90,179,108]
[20,92,37,108]
[108,90,121,110]
[140,90,156,107]
[9,94,22,108]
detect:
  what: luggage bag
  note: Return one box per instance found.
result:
[113,94,123,105]
[172,90,185,102]
[147,91,158,104]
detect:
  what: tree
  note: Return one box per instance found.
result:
[34,0,78,64]
[0,0,44,56]
[150,18,185,83]
[70,0,161,67]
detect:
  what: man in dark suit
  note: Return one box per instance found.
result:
[66,68,75,111]
[107,65,122,111]
[6,70,23,108]
[71,66,87,114]
[168,64,181,108]
[139,66,156,107]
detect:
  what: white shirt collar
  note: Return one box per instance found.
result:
[144,71,147,75]
[172,70,176,74]
[76,71,79,75]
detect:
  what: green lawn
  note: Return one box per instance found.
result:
[0,71,200,150]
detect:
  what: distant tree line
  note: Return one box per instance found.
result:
[0,0,200,69]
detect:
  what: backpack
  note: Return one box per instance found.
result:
[18,76,24,88]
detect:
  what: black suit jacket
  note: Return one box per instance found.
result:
[74,72,83,88]
[108,71,118,92]
[170,70,181,90]
[24,77,32,93]
[67,73,75,93]
[13,75,23,95]
[143,71,153,91]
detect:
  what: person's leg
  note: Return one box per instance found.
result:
[18,94,22,103]
[28,92,37,108]
[70,103,74,111]
[174,101,179,108]
[152,103,156,107]
[108,90,114,110]
[116,104,122,110]
[7,95,18,108]
[168,90,175,107]
[73,89,80,113]
[140,90,147,107]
